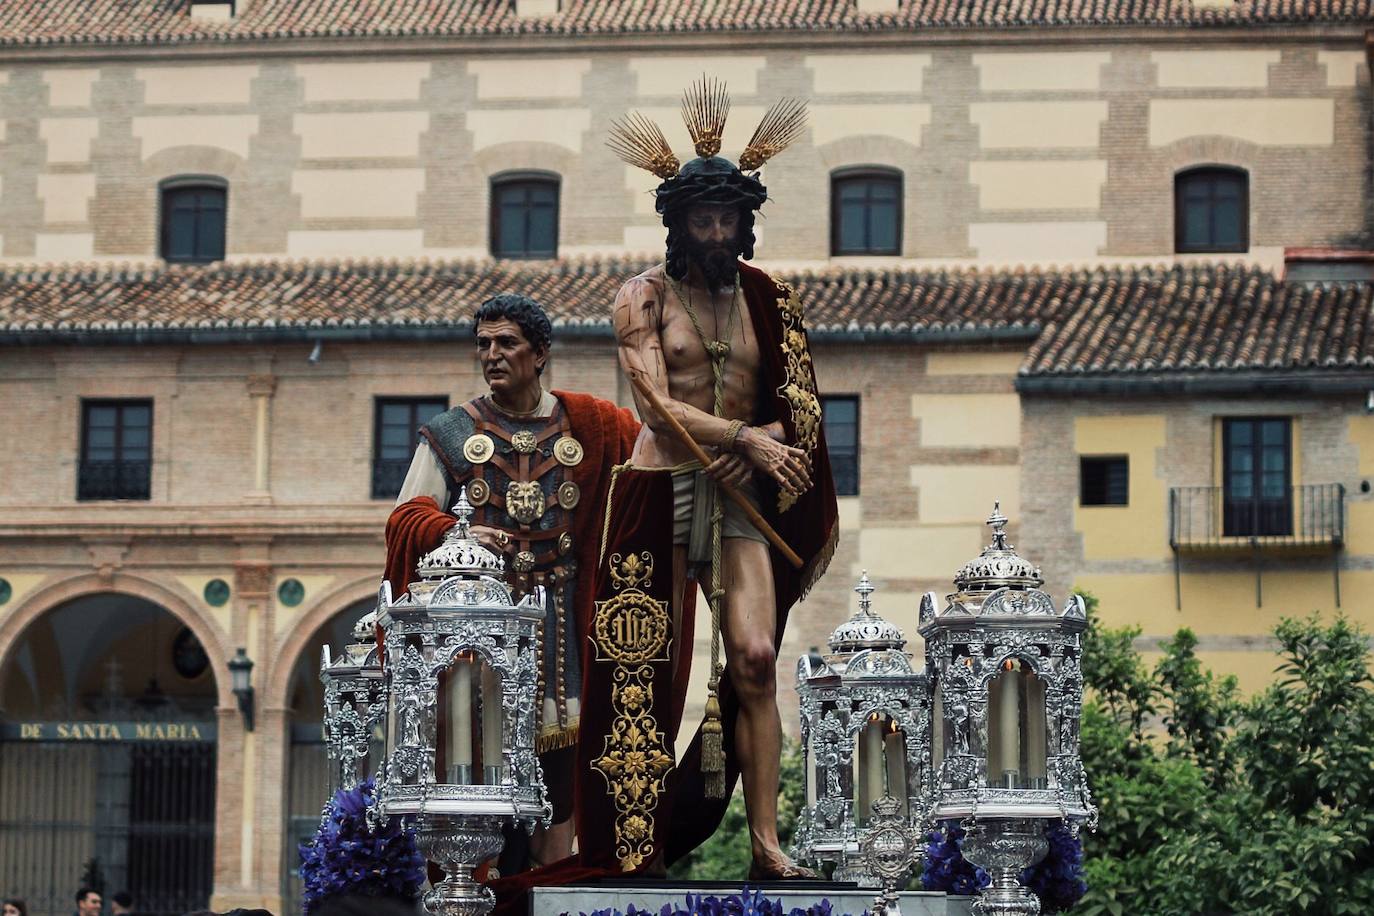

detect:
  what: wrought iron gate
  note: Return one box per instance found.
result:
[0,722,217,916]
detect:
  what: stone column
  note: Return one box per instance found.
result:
[246,375,276,505]
[211,557,279,912]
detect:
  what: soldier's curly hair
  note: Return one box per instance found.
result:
[472,293,553,374]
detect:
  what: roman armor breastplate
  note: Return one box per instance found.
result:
[459,397,582,589]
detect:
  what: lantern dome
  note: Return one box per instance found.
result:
[953,502,1043,593]
[827,571,906,653]
[415,490,505,581]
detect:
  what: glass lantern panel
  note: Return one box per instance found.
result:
[477,656,505,785]
[1022,670,1048,788]
[854,713,886,825]
[987,659,1045,789]
[882,720,909,819]
[442,653,478,785]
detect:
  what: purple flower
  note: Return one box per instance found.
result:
[298,778,426,912]
[920,819,1086,913]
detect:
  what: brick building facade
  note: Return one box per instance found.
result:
[0,2,1370,913]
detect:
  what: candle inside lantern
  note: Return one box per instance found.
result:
[883,720,908,818]
[480,661,503,783]
[857,714,885,823]
[446,654,473,784]
[1023,670,1048,788]
[998,659,1022,787]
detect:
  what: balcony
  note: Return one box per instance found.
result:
[1169,483,1345,552]
[1168,483,1345,609]
[371,458,411,501]
[77,460,151,501]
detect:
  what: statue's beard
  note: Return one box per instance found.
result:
[686,236,739,293]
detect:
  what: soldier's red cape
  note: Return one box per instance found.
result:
[488,261,839,911]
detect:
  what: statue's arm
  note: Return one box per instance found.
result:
[613,276,734,449]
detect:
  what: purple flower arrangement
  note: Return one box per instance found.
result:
[566,887,846,916]
[298,777,427,912]
[920,820,1086,914]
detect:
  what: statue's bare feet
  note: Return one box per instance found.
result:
[747,852,819,881]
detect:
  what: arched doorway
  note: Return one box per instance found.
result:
[0,593,218,916]
[280,597,374,915]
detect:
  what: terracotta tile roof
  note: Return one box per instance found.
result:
[1021,262,1374,375]
[0,258,1370,376]
[0,0,1368,47]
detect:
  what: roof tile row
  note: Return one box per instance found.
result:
[0,0,1369,46]
[0,256,1369,376]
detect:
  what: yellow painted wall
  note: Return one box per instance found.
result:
[1074,414,1169,561]
[1069,407,1374,697]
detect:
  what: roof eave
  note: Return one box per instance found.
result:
[1015,369,1374,397]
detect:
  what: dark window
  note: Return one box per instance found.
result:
[1080,456,1129,506]
[1175,166,1248,253]
[79,400,153,500]
[160,179,227,263]
[373,397,449,500]
[822,396,860,497]
[491,173,559,259]
[831,168,902,256]
[1222,417,1292,536]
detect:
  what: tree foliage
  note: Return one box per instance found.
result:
[671,599,1374,916]
[1076,594,1374,916]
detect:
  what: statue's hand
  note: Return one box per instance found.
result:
[704,452,753,489]
[469,524,513,556]
[740,427,812,497]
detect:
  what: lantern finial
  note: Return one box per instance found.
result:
[452,488,475,538]
[855,569,876,615]
[986,501,1010,551]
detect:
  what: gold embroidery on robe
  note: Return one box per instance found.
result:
[589,551,674,871]
[772,281,823,512]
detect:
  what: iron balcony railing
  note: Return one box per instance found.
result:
[1169,483,1345,550]
[371,458,411,500]
[77,459,151,500]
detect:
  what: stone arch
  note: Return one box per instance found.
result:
[0,571,233,708]
[265,572,380,711]
[142,145,248,183]
[472,140,578,181]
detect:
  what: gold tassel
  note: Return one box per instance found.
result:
[701,689,725,798]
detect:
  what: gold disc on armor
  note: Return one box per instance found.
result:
[514,550,536,573]
[465,478,491,506]
[557,480,580,510]
[463,433,495,464]
[558,531,573,556]
[511,429,538,453]
[554,436,584,467]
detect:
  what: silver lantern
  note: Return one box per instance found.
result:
[793,572,930,886]
[920,503,1095,916]
[374,492,551,916]
[320,611,386,792]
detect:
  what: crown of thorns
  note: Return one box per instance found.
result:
[607,76,808,180]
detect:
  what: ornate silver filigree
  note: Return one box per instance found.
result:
[368,493,550,916]
[793,572,931,887]
[921,505,1096,916]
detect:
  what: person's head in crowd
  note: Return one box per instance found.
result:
[312,896,418,916]
[75,889,101,916]
[4,899,27,916]
[111,893,132,916]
